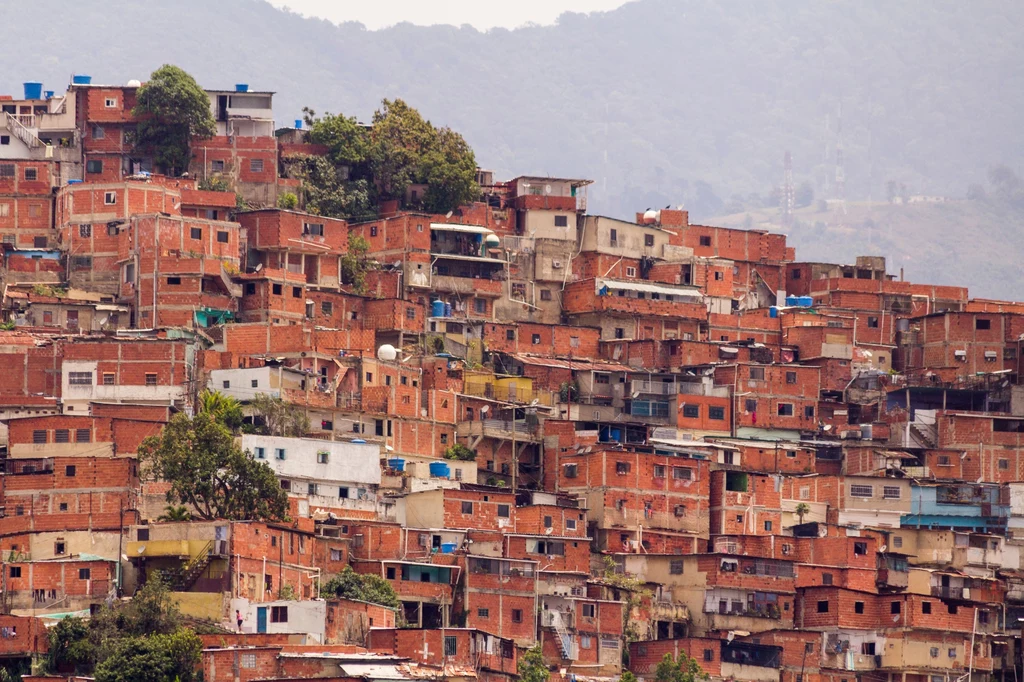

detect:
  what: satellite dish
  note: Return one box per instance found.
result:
[879,544,887,553]
[254,263,263,272]
[480,405,490,414]
[445,210,453,218]
[531,399,539,406]
[136,546,146,554]
[385,445,394,452]
[823,424,833,432]
[377,344,397,362]
[544,184,552,195]
[631,391,640,399]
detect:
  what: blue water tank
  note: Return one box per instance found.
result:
[44,91,54,99]
[799,296,814,307]
[610,428,622,442]
[235,83,249,92]
[67,179,82,185]
[428,462,450,479]
[294,119,302,129]
[387,458,405,472]
[352,438,366,444]
[23,82,42,100]
[769,306,778,318]
[785,296,799,307]
[431,300,445,318]
[71,75,92,85]
[440,542,457,554]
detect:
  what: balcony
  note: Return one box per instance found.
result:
[631,379,677,396]
[431,274,504,298]
[460,419,543,443]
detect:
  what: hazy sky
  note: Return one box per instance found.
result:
[268,0,631,30]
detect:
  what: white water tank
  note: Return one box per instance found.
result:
[377,344,397,362]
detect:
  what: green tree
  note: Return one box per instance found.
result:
[47,617,93,673]
[620,673,639,682]
[93,629,202,682]
[132,65,216,176]
[157,505,191,522]
[248,394,310,437]
[321,566,400,609]
[517,645,550,682]
[369,98,438,202]
[138,412,289,521]
[794,502,810,524]
[340,234,374,294]
[444,443,476,461]
[198,389,244,432]
[277,191,299,209]
[286,154,372,220]
[303,107,371,169]
[420,126,479,213]
[654,652,709,682]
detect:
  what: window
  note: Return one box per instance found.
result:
[166,276,182,286]
[104,192,116,205]
[104,97,117,108]
[699,235,711,247]
[566,518,576,530]
[703,649,714,662]
[999,458,1009,470]
[930,647,940,658]
[270,606,288,623]
[893,536,903,548]
[9,567,21,578]
[65,465,76,477]
[544,515,553,528]
[210,160,225,173]
[91,125,105,139]
[938,454,951,466]
[55,540,66,555]
[850,485,873,498]
[32,429,47,444]
[749,367,765,380]
[272,283,283,295]
[883,486,902,499]
[444,636,457,656]
[669,560,683,575]
[708,406,725,420]
[292,287,302,298]
[86,159,103,174]
[616,462,631,474]
[822,572,833,585]
[145,373,157,386]
[922,601,931,614]
[867,316,879,328]
[786,371,797,384]
[477,608,490,618]
[249,158,264,173]
[654,464,666,478]
[564,464,578,479]
[472,298,486,314]
[317,451,329,464]
[511,609,523,623]
[764,520,773,531]
[217,231,229,243]
[538,289,553,302]
[68,371,93,385]
[275,448,286,460]
[307,483,317,495]
[78,568,91,580]
[189,226,204,240]
[948,604,958,614]
[976,318,991,330]
[303,222,325,237]
[76,429,90,442]
[817,600,829,613]
[580,635,592,649]
[777,403,794,416]
[497,504,510,518]
[553,214,569,228]
[24,168,37,181]
[0,136,7,145]
[805,405,815,418]
[240,654,256,669]
[854,601,864,614]
[582,604,596,618]
[255,447,265,459]
[461,501,473,514]
[644,234,654,247]
[251,379,259,388]
[891,601,901,614]
[672,467,692,480]
[54,429,70,444]
[682,404,699,418]
[854,541,868,555]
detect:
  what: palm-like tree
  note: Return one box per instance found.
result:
[158,505,192,522]
[198,390,244,431]
[794,502,811,525]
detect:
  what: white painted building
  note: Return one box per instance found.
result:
[241,435,382,516]
[208,366,308,402]
[229,597,325,642]
[61,359,186,414]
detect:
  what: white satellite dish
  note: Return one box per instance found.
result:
[377,344,397,362]
[254,263,263,272]
[544,184,552,195]
[822,424,833,432]
[631,391,640,399]
[480,405,490,414]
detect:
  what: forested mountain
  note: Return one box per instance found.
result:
[2,0,1022,294]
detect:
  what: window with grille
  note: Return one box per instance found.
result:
[241,654,256,669]
[250,159,264,173]
[270,606,288,623]
[68,372,92,385]
[32,430,46,444]
[54,429,70,443]
[76,429,90,442]
[444,636,457,656]
[145,373,157,386]
[850,485,873,498]
[883,486,902,499]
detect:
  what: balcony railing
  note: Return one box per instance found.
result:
[631,379,677,396]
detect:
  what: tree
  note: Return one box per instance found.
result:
[620,673,639,682]
[795,181,814,208]
[369,98,438,202]
[420,126,479,213]
[198,390,243,432]
[47,617,92,673]
[340,234,374,294]
[794,502,810,524]
[132,65,216,176]
[654,652,710,682]
[321,566,400,609]
[157,505,191,522]
[303,107,371,169]
[443,443,476,461]
[248,394,310,437]
[285,154,372,220]
[93,629,202,682]
[138,412,289,521]
[277,192,298,209]
[517,645,550,682]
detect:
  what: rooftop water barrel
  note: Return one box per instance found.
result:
[23,82,42,100]
[72,75,92,85]
[44,91,54,99]
[235,83,249,92]
[387,458,405,472]
[440,542,457,554]
[431,300,445,318]
[429,462,450,479]
[769,306,778,318]
[799,296,814,307]
[294,119,302,129]
[785,296,799,307]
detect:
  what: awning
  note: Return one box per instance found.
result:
[430,223,495,236]
[596,278,702,299]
